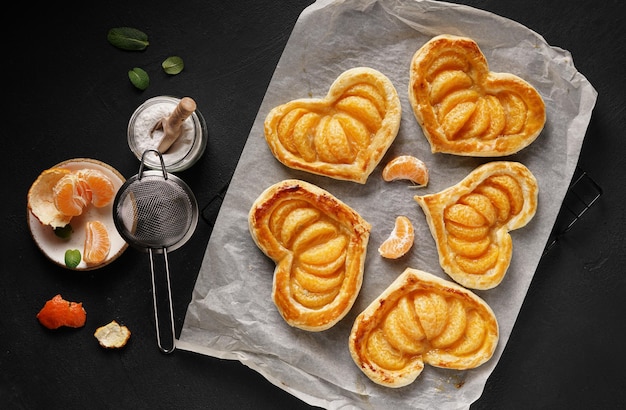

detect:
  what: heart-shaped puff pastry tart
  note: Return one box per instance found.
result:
[414,161,538,290]
[264,67,401,183]
[409,34,546,156]
[349,268,498,388]
[249,179,371,331]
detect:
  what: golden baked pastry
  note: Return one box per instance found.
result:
[264,67,401,183]
[414,161,538,290]
[409,34,546,156]
[249,179,371,331]
[349,268,498,388]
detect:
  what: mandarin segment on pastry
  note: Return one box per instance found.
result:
[249,179,371,331]
[264,67,401,183]
[349,268,498,388]
[414,161,538,290]
[409,34,546,156]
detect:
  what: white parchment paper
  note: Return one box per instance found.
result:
[178,0,597,408]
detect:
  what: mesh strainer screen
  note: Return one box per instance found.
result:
[115,175,196,250]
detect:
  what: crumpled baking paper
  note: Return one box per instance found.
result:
[178,0,597,408]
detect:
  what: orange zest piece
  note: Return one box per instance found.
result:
[84,221,111,266]
[382,155,429,187]
[36,294,87,329]
[52,173,92,216]
[378,215,415,259]
[76,169,115,208]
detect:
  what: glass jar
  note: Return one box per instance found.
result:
[127,96,207,172]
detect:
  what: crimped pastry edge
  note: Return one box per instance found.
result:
[408,34,546,157]
[414,161,538,290]
[264,67,401,183]
[348,267,499,388]
[249,179,371,331]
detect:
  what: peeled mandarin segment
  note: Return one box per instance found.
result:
[293,266,344,293]
[249,179,371,331]
[290,220,337,254]
[264,67,401,184]
[53,173,91,217]
[409,34,546,156]
[348,268,499,388]
[430,298,467,348]
[279,207,320,247]
[290,279,341,309]
[378,215,415,259]
[292,112,320,163]
[36,294,87,329]
[366,328,408,371]
[414,161,538,290]
[383,305,427,355]
[381,155,429,186]
[459,193,497,225]
[487,174,524,215]
[413,291,448,340]
[76,169,115,208]
[84,220,111,266]
[448,310,487,355]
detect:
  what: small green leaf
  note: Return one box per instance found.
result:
[128,67,149,90]
[54,224,73,240]
[162,56,185,75]
[107,27,149,51]
[65,249,81,269]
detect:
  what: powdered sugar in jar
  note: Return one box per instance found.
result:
[127,96,207,172]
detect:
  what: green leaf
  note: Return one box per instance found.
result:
[107,27,149,51]
[65,249,81,269]
[54,224,73,240]
[162,56,184,75]
[128,67,149,90]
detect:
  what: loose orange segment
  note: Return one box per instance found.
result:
[382,155,429,187]
[53,173,92,216]
[84,220,110,266]
[36,294,87,329]
[378,216,415,259]
[76,169,115,208]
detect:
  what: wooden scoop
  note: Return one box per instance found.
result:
[151,97,197,153]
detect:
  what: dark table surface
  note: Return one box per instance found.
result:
[4,0,625,408]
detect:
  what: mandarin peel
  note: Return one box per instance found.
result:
[36,294,87,330]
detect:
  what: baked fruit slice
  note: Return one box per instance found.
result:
[415,161,538,289]
[264,67,401,183]
[249,179,371,331]
[349,268,499,388]
[409,34,546,156]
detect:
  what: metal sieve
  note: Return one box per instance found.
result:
[113,150,198,354]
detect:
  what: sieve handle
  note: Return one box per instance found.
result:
[149,248,176,354]
[139,149,168,180]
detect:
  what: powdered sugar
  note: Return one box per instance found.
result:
[128,96,207,172]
